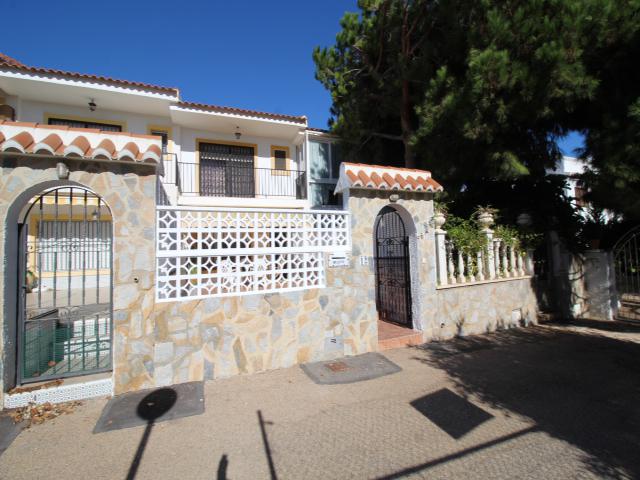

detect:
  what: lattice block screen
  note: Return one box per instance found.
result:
[156,208,350,301]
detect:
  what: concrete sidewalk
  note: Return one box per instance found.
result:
[2,322,640,479]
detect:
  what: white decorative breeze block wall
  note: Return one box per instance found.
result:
[156,207,350,301]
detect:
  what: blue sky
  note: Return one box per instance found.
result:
[3,0,581,154]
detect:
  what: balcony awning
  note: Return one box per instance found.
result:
[335,162,443,194]
[0,121,163,171]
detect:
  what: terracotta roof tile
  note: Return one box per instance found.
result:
[176,101,307,125]
[0,53,308,124]
[0,52,179,95]
[336,162,443,193]
[0,121,162,168]
[34,133,64,154]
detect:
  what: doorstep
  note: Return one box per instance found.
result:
[377,320,423,351]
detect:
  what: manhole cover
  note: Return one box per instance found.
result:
[325,361,349,372]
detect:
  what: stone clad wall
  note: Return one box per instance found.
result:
[146,259,378,387]
[1,159,540,404]
[346,189,437,333]
[432,279,539,339]
[0,157,157,403]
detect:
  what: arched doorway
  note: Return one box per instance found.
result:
[17,186,113,383]
[375,206,412,327]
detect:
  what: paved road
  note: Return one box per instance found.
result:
[2,321,640,479]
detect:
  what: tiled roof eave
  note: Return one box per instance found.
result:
[336,162,444,194]
[0,121,164,174]
[0,64,180,97]
[174,102,307,125]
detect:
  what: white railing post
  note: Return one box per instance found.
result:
[493,239,501,277]
[446,242,456,284]
[525,249,535,275]
[466,253,476,282]
[457,250,466,283]
[483,228,495,279]
[435,228,448,286]
[509,245,517,277]
[501,243,508,277]
[477,249,485,281]
[517,251,524,276]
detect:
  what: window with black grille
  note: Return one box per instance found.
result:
[47,117,122,132]
[199,142,255,197]
[273,149,287,171]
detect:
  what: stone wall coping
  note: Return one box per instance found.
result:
[436,275,534,290]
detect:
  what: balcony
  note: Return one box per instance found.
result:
[169,161,307,200]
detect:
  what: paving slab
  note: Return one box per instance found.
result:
[93,381,204,433]
[300,352,401,384]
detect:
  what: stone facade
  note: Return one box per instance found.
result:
[432,279,539,339]
[1,158,540,406]
[0,157,157,405]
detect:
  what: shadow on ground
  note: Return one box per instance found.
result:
[412,325,640,478]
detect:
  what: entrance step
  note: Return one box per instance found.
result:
[378,320,423,351]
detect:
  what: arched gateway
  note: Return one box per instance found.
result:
[374,206,413,328]
[17,186,113,383]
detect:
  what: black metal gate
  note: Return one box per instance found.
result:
[614,226,640,322]
[18,187,113,383]
[375,207,412,327]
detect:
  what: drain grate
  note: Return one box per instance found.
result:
[301,353,402,385]
[325,361,349,372]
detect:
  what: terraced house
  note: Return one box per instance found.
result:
[0,53,538,409]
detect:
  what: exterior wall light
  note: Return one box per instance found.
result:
[88,99,97,111]
[234,126,241,140]
[389,194,399,203]
[56,162,69,180]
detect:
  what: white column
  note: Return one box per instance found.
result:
[435,228,448,286]
[517,251,525,276]
[484,229,495,279]
[447,242,456,284]
[493,239,501,277]
[457,250,466,283]
[467,253,476,282]
[477,249,485,281]
[526,249,535,275]
[509,245,517,277]
[501,243,508,277]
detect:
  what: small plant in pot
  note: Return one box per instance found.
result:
[473,206,499,229]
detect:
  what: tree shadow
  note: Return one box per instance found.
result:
[411,326,640,478]
[126,388,177,480]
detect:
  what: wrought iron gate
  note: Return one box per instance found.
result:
[614,226,640,322]
[18,187,113,383]
[375,207,412,327]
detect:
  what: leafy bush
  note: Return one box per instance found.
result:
[445,215,488,254]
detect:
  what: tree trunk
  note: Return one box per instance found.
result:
[401,79,415,168]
